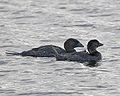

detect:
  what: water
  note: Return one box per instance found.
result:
[0,0,120,96]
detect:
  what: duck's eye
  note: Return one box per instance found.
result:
[94,42,99,47]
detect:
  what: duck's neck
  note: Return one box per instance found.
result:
[65,48,76,53]
[88,47,98,55]
[64,43,76,53]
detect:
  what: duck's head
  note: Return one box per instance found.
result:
[64,38,84,53]
[87,39,103,54]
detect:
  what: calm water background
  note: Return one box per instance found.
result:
[0,0,120,96]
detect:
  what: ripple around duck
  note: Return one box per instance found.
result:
[0,45,20,48]
[54,66,86,72]
[97,69,111,72]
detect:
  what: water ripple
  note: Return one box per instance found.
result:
[0,70,18,73]
[97,69,111,72]
[111,47,120,49]
[0,9,9,12]
[89,13,115,17]
[12,10,27,14]
[55,67,85,71]
[18,91,83,95]
[0,89,16,93]
[69,8,87,12]
[0,61,8,65]
[62,24,94,28]
[0,1,20,7]
[58,6,66,9]
[73,24,94,27]
[11,16,35,19]
[0,0,120,96]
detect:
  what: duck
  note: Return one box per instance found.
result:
[6,38,84,57]
[53,39,103,63]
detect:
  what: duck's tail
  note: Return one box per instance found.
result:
[6,51,21,56]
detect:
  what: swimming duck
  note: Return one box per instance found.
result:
[53,39,103,63]
[6,38,84,57]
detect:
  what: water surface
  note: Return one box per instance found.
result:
[0,0,120,96]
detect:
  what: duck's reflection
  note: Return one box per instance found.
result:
[85,61,101,67]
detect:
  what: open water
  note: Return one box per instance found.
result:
[0,0,120,96]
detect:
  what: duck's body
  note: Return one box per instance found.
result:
[53,39,103,63]
[56,51,102,62]
[10,45,65,57]
[6,38,84,57]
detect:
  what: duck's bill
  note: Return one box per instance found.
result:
[76,43,84,47]
[99,43,103,46]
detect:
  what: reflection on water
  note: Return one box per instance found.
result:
[0,0,120,96]
[85,61,101,67]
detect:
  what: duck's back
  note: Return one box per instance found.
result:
[21,45,66,57]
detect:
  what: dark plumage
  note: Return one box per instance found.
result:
[6,38,84,57]
[53,39,103,63]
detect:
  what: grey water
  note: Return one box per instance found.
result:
[0,0,120,96]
